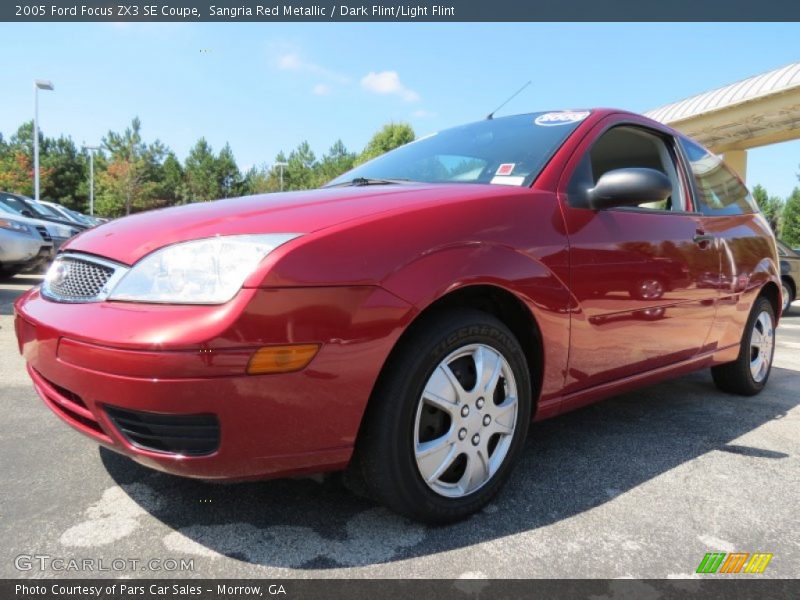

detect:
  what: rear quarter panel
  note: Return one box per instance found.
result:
[704,212,781,360]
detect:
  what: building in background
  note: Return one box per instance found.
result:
[646,62,800,182]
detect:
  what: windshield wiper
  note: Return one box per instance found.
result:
[326,177,412,188]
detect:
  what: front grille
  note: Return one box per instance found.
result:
[42,254,125,302]
[105,405,220,456]
[35,225,52,242]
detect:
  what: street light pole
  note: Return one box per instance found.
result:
[33,79,54,202]
[83,145,100,216]
[274,161,288,192]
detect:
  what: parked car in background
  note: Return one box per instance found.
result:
[38,201,96,228]
[0,192,87,233]
[14,109,782,523]
[0,214,53,277]
[0,203,79,252]
[777,239,800,313]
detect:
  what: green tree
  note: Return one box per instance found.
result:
[184,138,219,202]
[157,151,185,204]
[318,139,356,184]
[0,150,35,195]
[0,121,52,198]
[781,187,800,247]
[40,135,87,209]
[216,143,242,198]
[356,122,415,165]
[284,142,317,190]
[242,163,280,195]
[97,117,164,216]
[752,184,783,234]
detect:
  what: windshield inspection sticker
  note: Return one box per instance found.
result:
[495,163,515,176]
[535,111,591,126]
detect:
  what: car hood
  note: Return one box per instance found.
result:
[64,184,517,265]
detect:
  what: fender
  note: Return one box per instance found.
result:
[379,242,571,413]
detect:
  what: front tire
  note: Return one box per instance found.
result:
[0,266,23,280]
[353,309,532,524]
[711,297,776,396]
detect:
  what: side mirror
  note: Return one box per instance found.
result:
[22,210,35,218]
[588,168,672,210]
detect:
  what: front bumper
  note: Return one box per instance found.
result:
[14,285,412,480]
[51,236,70,252]
[0,230,50,266]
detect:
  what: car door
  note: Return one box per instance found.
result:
[558,118,720,392]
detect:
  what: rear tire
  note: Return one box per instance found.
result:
[352,309,532,524]
[711,297,775,396]
[781,279,794,314]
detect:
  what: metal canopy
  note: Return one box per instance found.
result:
[645,62,800,153]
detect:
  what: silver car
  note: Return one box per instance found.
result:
[0,203,77,251]
[0,214,54,277]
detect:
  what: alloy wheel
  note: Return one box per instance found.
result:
[749,310,775,383]
[413,343,518,498]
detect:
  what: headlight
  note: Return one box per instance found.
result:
[0,218,32,235]
[49,224,74,238]
[108,234,299,304]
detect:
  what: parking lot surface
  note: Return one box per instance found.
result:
[1,274,798,579]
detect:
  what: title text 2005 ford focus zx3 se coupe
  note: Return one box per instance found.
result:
[15,109,781,523]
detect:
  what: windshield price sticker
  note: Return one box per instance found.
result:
[534,111,591,126]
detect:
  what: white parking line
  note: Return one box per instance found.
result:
[776,340,800,350]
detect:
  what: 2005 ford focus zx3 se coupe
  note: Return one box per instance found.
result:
[15,109,782,523]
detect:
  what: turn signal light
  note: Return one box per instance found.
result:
[246,344,320,375]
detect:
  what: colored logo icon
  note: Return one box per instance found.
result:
[696,552,773,574]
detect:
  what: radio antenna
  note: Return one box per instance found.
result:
[486,80,531,120]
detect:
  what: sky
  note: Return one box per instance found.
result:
[1,22,799,197]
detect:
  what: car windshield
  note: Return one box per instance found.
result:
[65,207,91,225]
[326,111,590,188]
[0,194,50,219]
[35,202,64,218]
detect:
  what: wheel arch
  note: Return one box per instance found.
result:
[349,241,570,459]
[364,283,546,430]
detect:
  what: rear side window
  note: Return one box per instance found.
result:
[679,138,757,216]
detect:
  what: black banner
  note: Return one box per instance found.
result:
[4,579,800,600]
[5,0,800,22]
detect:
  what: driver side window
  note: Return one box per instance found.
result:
[569,126,685,211]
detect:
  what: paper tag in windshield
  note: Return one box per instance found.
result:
[495,163,515,176]
[491,175,525,186]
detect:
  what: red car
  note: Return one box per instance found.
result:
[15,109,781,523]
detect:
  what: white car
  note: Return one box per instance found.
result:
[38,200,94,228]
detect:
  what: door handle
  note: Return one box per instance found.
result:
[693,233,715,247]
